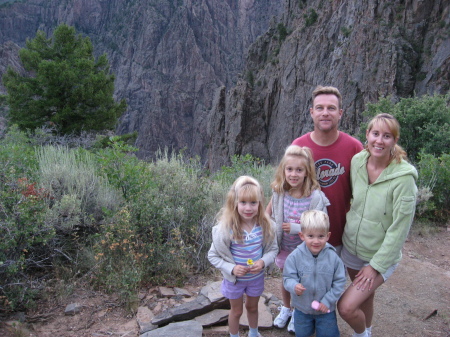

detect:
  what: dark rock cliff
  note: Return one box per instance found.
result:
[206,0,450,169]
[0,0,284,160]
[0,0,449,169]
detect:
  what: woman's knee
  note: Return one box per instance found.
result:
[337,298,355,319]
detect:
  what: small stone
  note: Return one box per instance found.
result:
[64,303,82,316]
[174,287,193,297]
[158,286,176,298]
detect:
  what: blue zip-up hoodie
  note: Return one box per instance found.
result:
[283,242,346,314]
[342,150,418,274]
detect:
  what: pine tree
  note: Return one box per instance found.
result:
[2,24,126,134]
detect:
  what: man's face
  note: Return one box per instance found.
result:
[310,94,343,132]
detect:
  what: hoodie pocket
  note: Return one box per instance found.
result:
[400,196,416,215]
[357,218,385,254]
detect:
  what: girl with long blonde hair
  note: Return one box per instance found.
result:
[266,145,330,333]
[208,176,278,337]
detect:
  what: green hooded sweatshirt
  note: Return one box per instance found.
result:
[343,150,418,274]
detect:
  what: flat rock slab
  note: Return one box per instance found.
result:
[203,325,229,336]
[200,281,227,304]
[152,282,230,326]
[140,320,203,337]
[174,287,193,297]
[194,309,229,327]
[159,286,176,298]
[137,306,157,334]
[152,294,210,325]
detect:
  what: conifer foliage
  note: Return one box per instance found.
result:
[3,24,126,134]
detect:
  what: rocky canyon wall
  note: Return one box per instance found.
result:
[206,0,450,169]
[0,0,284,159]
[0,0,449,170]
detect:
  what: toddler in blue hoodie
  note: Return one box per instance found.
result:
[283,210,346,337]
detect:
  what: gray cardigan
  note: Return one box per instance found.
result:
[207,222,278,283]
[270,189,330,247]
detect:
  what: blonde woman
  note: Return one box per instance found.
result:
[338,114,418,337]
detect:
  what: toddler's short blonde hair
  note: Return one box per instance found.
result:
[301,210,329,233]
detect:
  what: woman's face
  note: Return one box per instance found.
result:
[366,121,398,160]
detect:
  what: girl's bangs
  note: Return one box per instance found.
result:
[237,184,260,201]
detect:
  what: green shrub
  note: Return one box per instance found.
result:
[0,126,39,179]
[277,23,288,41]
[416,152,450,222]
[94,137,151,202]
[93,132,137,149]
[92,207,143,309]
[0,177,53,310]
[341,26,352,37]
[246,70,255,88]
[37,145,122,230]
[304,8,318,27]
[0,126,48,311]
[213,154,274,203]
[129,149,215,283]
[298,0,307,9]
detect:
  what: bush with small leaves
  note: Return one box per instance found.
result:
[37,145,122,230]
[0,127,51,311]
[92,207,144,309]
[416,152,449,222]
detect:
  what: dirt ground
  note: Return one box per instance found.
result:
[1,227,449,337]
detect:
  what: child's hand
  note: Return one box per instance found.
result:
[247,259,265,274]
[294,283,306,296]
[232,265,249,277]
[282,222,291,233]
[311,300,330,313]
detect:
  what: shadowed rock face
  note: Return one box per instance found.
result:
[0,0,448,169]
[206,0,450,170]
[0,0,284,161]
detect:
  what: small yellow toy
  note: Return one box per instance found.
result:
[247,258,254,266]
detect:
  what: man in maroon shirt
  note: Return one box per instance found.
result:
[292,86,363,253]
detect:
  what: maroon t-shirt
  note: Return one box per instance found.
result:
[292,132,363,247]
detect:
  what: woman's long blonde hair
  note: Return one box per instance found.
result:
[366,113,407,163]
[217,176,274,243]
[271,145,320,196]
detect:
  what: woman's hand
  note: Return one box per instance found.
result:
[353,265,379,291]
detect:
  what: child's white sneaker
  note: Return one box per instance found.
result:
[273,305,291,328]
[287,312,295,334]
